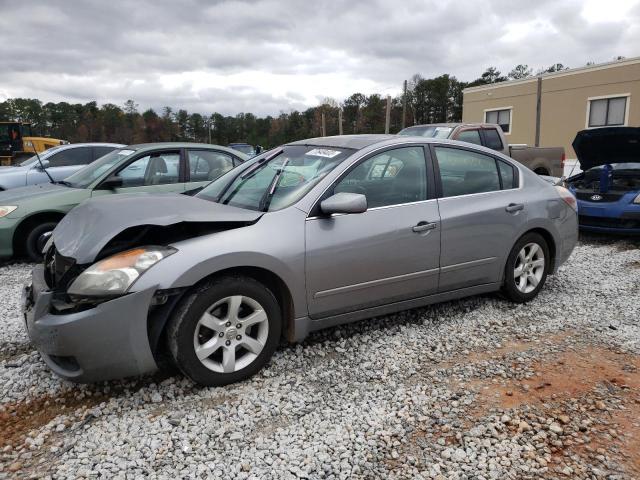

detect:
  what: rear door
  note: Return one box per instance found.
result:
[305,145,441,318]
[433,145,526,291]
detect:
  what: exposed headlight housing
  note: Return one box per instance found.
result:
[634,193,640,204]
[23,140,33,148]
[67,246,176,297]
[0,206,17,217]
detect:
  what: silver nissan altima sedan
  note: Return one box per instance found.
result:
[23,134,578,386]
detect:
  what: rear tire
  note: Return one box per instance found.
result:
[502,232,549,303]
[167,276,282,387]
[24,222,57,262]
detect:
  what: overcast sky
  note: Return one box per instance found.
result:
[1,0,639,116]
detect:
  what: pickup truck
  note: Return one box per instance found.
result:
[398,123,564,177]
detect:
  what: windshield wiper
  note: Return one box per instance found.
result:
[217,148,284,204]
[55,180,74,187]
[259,159,289,212]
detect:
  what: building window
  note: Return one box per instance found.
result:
[588,96,627,127]
[484,108,511,133]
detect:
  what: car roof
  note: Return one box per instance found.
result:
[126,142,247,158]
[56,142,125,149]
[287,134,398,150]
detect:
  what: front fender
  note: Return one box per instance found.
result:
[131,208,308,317]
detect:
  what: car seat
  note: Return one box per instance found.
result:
[147,156,168,185]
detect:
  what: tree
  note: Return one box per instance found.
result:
[508,64,532,80]
[475,67,507,85]
[537,63,569,74]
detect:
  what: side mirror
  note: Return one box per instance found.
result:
[320,192,367,215]
[97,175,123,190]
[255,145,263,154]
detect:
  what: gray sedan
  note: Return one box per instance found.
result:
[0,143,123,190]
[24,135,578,386]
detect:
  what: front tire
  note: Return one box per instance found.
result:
[502,233,549,303]
[25,222,57,262]
[167,276,282,387]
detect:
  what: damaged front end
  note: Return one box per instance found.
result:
[25,193,264,381]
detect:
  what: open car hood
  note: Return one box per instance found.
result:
[572,127,640,171]
[53,193,263,264]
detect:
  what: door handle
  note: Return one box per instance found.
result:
[412,221,437,232]
[505,203,524,213]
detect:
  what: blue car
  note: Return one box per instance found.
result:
[567,127,640,233]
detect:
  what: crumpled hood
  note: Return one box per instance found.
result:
[573,127,640,171]
[53,193,263,264]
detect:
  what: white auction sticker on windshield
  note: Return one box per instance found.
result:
[306,148,341,158]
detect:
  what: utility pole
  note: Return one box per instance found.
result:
[401,80,407,129]
[321,112,326,137]
[338,109,343,135]
[385,95,391,134]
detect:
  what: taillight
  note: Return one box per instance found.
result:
[555,185,577,212]
[560,153,566,170]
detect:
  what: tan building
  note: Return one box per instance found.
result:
[462,57,640,169]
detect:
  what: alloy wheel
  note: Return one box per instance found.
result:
[193,295,269,373]
[513,242,545,294]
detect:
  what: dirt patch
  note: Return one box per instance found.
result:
[468,346,640,477]
[0,390,107,449]
[472,347,640,409]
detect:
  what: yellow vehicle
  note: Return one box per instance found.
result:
[0,122,68,166]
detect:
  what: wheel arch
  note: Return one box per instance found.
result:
[513,227,557,274]
[12,210,66,256]
[178,265,296,343]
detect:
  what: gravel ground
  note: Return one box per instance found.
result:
[0,234,639,479]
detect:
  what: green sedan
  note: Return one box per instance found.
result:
[0,143,247,261]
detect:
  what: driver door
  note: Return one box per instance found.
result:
[305,146,441,318]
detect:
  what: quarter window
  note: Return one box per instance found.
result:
[497,159,516,189]
[334,147,427,208]
[188,150,235,182]
[485,109,511,133]
[588,97,627,127]
[435,147,500,197]
[115,151,180,187]
[456,129,482,145]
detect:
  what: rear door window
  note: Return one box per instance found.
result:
[435,147,500,197]
[48,147,93,166]
[188,150,235,182]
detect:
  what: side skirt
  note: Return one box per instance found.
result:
[291,282,502,342]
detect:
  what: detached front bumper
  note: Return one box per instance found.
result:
[23,265,158,383]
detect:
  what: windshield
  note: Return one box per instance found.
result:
[64,148,135,188]
[398,126,453,139]
[197,145,352,211]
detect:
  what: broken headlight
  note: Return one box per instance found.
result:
[67,246,176,297]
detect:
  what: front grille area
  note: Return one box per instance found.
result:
[44,244,79,291]
[579,215,640,229]
[576,192,624,203]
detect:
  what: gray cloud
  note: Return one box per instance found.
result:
[2,0,639,116]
